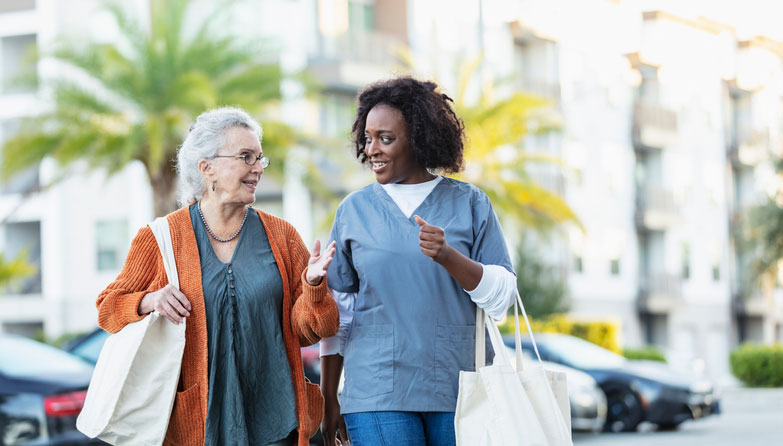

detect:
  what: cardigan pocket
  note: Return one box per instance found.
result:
[164,383,204,446]
[300,379,325,439]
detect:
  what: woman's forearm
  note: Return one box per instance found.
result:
[436,246,483,291]
[320,354,344,400]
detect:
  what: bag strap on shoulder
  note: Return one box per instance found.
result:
[148,216,180,291]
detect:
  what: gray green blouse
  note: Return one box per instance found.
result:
[189,204,297,445]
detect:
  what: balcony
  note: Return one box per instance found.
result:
[517,77,561,103]
[638,272,682,313]
[728,126,769,167]
[635,186,681,230]
[632,102,679,150]
[308,30,406,91]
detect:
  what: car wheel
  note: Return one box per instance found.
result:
[604,388,643,433]
[656,421,682,431]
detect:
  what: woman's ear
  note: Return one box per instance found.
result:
[198,158,213,181]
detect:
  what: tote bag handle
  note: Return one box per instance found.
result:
[474,289,543,369]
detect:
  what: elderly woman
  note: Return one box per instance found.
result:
[96,106,338,446]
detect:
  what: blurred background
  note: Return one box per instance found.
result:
[1,0,782,393]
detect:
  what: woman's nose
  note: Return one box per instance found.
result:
[365,139,378,157]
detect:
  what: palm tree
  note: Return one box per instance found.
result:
[743,158,783,294]
[451,59,580,232]
[0,251,35,290]
[1,0,293,217]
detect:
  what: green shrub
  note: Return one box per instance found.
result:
[623,346,667,363]
[499,314,621,354]
[730,343,783,387]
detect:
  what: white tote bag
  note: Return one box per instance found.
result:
[454,292,572,446]
[77,217,187,446]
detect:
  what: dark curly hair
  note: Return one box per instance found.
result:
[351,76,465,173]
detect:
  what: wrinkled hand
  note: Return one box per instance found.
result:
[414,215,452,263]
[139,284,191,324]
[306,240,337,286]
[322,397,350,446]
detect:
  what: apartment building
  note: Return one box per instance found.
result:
[2,0,781,385]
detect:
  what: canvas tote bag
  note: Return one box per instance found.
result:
[454,291,572,446]
[77,216,187,446]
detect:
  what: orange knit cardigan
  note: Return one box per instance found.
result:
[96,206,339,446]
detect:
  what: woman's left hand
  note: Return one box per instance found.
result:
[414,215,453,263]
[306,240,337,286]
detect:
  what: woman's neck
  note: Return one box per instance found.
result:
[198,197,247,228]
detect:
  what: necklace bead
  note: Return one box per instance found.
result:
[198,201,248,242]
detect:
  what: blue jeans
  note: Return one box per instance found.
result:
[343,411,456,446]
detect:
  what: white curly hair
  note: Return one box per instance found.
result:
[176,106,262,206]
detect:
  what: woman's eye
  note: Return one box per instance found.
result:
[381,136,392,143]
[364,136,371,145]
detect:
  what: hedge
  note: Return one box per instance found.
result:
[499,314,621,354]
[730,343,783,387]
[623,346,667,362]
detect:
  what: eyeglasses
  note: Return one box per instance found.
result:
[214,153,270,168]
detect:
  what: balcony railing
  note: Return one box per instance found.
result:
[638,271,682,313]
[632,101,679,150]
[313,30,403,65]
[308,30,405,90]
[517,78,561,102]
[729,126,769,166]
[636,186,680,230]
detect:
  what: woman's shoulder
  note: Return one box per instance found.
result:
[334,183,376,214]
[252,208,297,239]
[438,177,490,202]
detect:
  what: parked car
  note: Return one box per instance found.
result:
[504,346,607,432]
[504,333,720,432]
[63,329,108,365]
[0,334,103,445]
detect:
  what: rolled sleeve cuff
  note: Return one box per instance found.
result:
[115,291,148,327]
[300,269,328,303]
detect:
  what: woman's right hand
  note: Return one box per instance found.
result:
[322,396,349,446]
[138,284,191,324]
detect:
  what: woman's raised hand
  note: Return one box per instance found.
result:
[138,284,191,324]
[306,240,337,286]
[414,215,452,263]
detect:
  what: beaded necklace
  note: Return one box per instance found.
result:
[197,201,249,243]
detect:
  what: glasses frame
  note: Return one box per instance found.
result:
[214,153,270,168]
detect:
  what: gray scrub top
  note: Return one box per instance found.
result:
[327,178,513,413]
[189,204,298,445]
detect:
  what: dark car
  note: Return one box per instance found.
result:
[504,333,720,432]
[0,334,104,445]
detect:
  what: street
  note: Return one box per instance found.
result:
[573,387,783,445]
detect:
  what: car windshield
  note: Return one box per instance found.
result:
[70,331,109,364]
[0,336,93,378]
[539,334,626,369]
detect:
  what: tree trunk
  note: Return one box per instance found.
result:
[149,167,179,217]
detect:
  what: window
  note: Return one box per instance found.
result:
[1,120,39,194]
[573,256,583,273]
[681,243,690,280]
[348,0,374,31]
[610,258,620,276]
[96,220,128,271]
[3,221,41,294]
[1,34,38,93]
[319,92,355,137]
